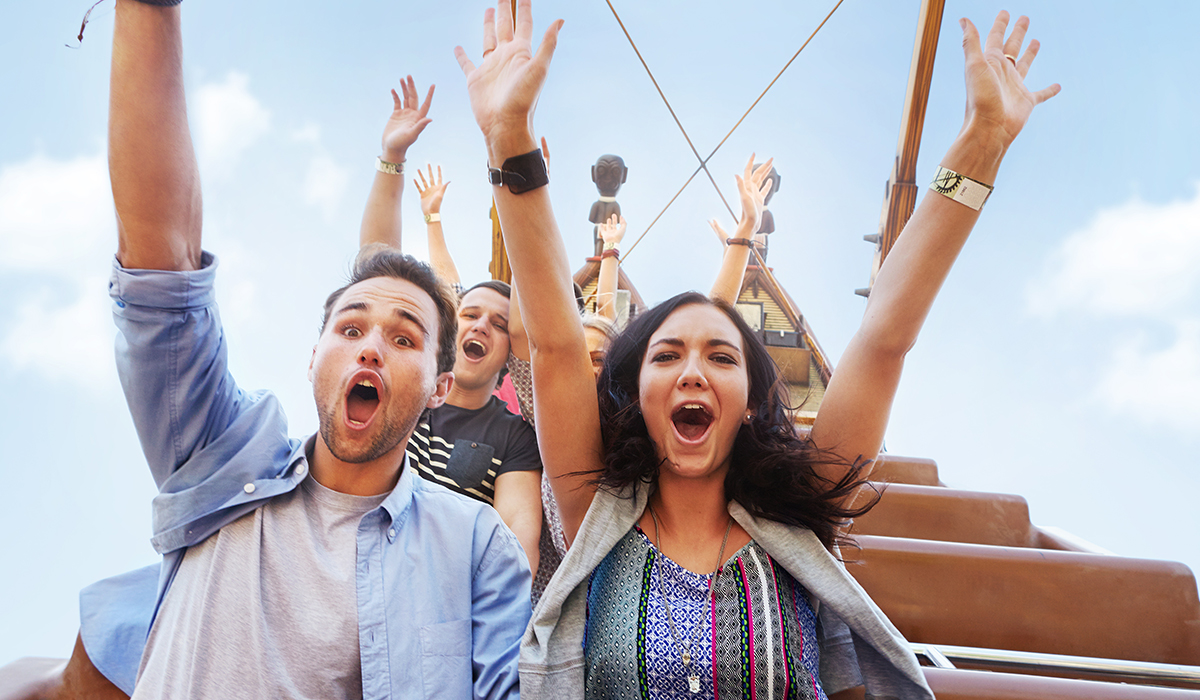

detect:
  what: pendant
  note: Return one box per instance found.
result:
[681,650,691,664]
[688,674,701,693]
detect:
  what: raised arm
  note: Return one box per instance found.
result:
[595,214,625,320]
[413,164,461,285]
[709,157,773,304]
[455,1,599,545]
[110,0,201,271]
[811,12,1060,487]
[358,76,434,250]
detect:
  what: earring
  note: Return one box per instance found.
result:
[743,411,754,424]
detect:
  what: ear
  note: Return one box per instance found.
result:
[620,167,628,184]
[591,165,597,182]
[426,371,454,409]
[307,345,318,382]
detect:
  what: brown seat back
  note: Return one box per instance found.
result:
[846,535,1200,665]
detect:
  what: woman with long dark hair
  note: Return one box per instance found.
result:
[454,1,1059,697]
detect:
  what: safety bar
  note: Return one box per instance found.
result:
[911,643,1200,687]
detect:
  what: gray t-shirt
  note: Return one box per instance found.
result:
[132,474,389,700]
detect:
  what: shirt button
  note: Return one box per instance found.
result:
[471,442,478,448]
[296,464,307,477]
[387,528,396,539]
[243,483,256,494]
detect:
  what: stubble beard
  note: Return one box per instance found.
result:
[316,391,425,465]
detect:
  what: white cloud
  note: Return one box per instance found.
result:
[303,154,350,221]
[1026,184,1200,319]
[194,71,271,175]
[0,153,113,269]
[1027,187,1200,436]
[1095,320,1200,433]
[0,276,117,391]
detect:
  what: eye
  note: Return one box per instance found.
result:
[394,335,414,347]
[711,353,738,365]
[651,351,678,363]
[341,326,362,338]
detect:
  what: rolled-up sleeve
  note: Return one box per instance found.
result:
[109,253,302,553]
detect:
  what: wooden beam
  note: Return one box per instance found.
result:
[867,0,946,292]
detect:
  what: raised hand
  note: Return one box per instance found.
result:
[598,213,626,248]
[960,12,1060,148]
[415,165,450,216]
[735,155,774,238]
[454,0,564,154]
[381,75,435,163]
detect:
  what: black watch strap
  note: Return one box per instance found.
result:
[487,149,549,194]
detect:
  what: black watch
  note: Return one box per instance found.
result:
[487,149,549,194]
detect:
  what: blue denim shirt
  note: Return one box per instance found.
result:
[93,254,530,699]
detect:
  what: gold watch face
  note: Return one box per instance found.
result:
[933,169,963,195]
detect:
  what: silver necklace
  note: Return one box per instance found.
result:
[648,504,734,695]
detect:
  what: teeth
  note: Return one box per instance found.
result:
[357,379,375,388]
[683,403,702,410]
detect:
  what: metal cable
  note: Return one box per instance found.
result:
[606,0,846,261]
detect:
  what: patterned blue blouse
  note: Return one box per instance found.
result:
[584,526,827,700]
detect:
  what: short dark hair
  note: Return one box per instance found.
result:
[321,246,458,375]
[593,292,877,550]
[463,279,512,300]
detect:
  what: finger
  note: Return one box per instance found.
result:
[532,19,564,72]
[515,0,533,42]
[960,17,982,64]
[752,157,774,182]
[1031,82,1062,105]
[436,165,443,184]
[735,174,746,196]
[540,136,550,160]
[418,170,429,189]
[403,75,416,110]
[414,178,422,192]
[1003,15,1029,64]
[1016,38,1040,78]
[496,0,514,44]
[758,178,773,198]
[418,83,435,118]
[454,46,477,76]
[391,89,402,112]
[483,7,497,54]
[709,219,727,242]
[413,117,432,135]
[984,10,1009,53]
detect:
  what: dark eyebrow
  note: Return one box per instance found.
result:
[332,300,429,339]
[394,308,430,340]
[648,337,741,353]
[460,304,509,325]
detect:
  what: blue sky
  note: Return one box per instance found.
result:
[2,0,1198,666]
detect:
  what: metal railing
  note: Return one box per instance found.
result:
[912,643,1200,687]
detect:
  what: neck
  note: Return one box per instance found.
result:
[648,470,731,538]
[447,379,497,410]
[311,434,407,497]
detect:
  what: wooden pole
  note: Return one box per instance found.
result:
[863,0,945,295]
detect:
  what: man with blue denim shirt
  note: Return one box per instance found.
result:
[90,0,530,697]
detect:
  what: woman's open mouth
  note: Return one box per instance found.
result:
[346,378,380,427]
[671,403,714,443]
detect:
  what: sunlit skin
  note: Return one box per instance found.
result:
[449,286,511,408]
[585,326,608,379]
[309,276,452,496]
[633,304,755,567]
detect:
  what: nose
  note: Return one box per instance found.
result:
[358,329,386,367]
[677,353,708,390]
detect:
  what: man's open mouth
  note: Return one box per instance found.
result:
[671,403,714,442]
[463,339,487,360]
[346,378,380,426]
